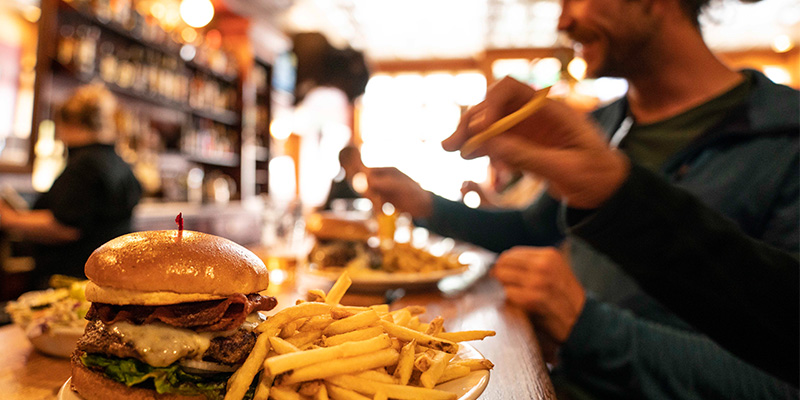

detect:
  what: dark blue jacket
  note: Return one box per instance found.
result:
[421,70,798,398]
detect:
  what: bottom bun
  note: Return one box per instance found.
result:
[70,354,206,400]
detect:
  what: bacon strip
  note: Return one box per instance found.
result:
[86,294,277,332]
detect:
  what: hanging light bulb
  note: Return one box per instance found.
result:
[180,0,215,28]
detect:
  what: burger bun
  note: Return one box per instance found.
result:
[84,230,269,298]
[70,355,205,400]
[305,211,375,242]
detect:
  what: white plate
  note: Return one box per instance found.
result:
[58,378,81,400]
[59,344,489,400]
[28,325,84,358]
[441,343,491,400]
[301,248,492,294]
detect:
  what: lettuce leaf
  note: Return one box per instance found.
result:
[81,354,237,400]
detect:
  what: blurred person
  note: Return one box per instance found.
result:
[365,0,799,396]
[320,145,366,211]
[460,158,543,209]
[0,84,142,289]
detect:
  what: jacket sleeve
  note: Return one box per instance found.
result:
[558,297,798,399]
[566,163,799,386]
[418,191,565,253]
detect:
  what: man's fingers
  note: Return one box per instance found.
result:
[491,264,530,287]
[442,102,490,152]
[502,285,538,309]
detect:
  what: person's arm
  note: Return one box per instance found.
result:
[419,191,564,253]
[366,166,566,252]
[558,297,797,399]
[566,163,799,386]
[0,201,80,244]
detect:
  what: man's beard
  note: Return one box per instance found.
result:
[570,28,646,80]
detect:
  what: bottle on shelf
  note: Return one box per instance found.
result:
[98,41,117,83]
[57,25,76,68]
[75,25,101,76]
[110,0,132,28]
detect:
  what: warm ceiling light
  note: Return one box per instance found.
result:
[771,35,794,53]
[568,57,587,81]
[150,2,166,21]
[180,0,214,28]
[270,118,292,141]
[181,27,198,43]
[22,6,41,23]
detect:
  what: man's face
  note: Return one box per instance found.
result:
[558,0,657,79]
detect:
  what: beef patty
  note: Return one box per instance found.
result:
[77,319,257,365]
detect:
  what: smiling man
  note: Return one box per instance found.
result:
[364,0,799,397]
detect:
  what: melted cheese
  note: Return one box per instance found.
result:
[109,321,218,367]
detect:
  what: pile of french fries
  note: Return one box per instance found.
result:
[380,243,466,274]
[224,271,495,400]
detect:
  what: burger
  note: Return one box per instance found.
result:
[70,230,277,400]
[305,211,381,269]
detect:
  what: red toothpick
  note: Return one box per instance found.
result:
[175,213,184,233]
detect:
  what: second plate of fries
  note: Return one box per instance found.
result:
[303,241,492,293]
[224,271,496,400]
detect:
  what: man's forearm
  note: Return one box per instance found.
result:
[0,209,80,244]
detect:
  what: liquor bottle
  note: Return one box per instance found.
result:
[92,0,112,23]
[57,25,76,67]
[129,46,146,92]
[110,0,131,27]
[98,41,117,83]
[75,25,101,76]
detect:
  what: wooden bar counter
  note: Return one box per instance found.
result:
[0,274,556,399]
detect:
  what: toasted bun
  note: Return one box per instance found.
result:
[85,230,269,297]
[306,212,374,241]
[84,282,230,305]
[71,355,206,400]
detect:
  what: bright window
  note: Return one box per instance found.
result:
[358,72,489,201]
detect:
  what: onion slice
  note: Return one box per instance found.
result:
[179,359,238,375]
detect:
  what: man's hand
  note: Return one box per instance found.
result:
[364,167,434,218]
[492,246,586,346]
[443,76,630,209]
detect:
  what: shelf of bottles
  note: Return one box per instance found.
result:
[50,0,242,166]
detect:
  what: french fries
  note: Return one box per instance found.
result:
[225,272,495,400]
[436,330,497,342]
[325,375,457,400]
[267,335,393,376]
[378,320,459,353]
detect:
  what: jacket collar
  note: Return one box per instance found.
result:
[742,69,800,133]
[592,69,799,138]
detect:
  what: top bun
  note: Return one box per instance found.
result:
[305,211,375,242]
[85,230,269,297]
